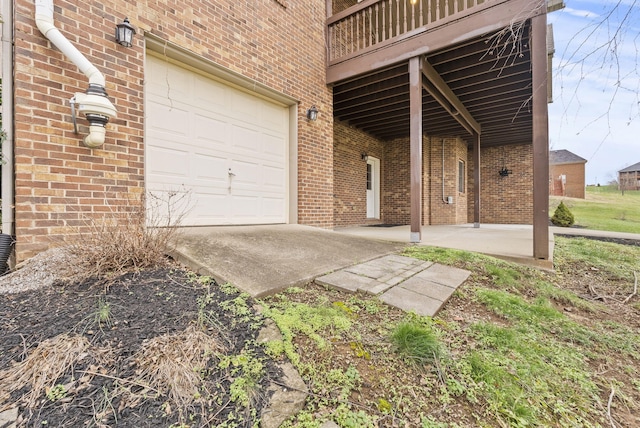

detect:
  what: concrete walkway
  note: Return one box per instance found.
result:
[316,254,470,316]
[170,224,404,297]
[336,224,555,269]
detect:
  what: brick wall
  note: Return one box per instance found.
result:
[549,163,586,198]
[382,137,410,225]
[422,135,431,225]
[335,133,468,227]
[619,171,640,191]
[333,121,385,226]
[332,0,357,14]
[13,0,332,261]
[428,137,467,225]
[467,143,533,224]
[334,127,529,227]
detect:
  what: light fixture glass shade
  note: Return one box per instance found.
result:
[115,18,136,47]
[306,105,319,121]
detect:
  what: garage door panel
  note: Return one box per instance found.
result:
[262,165,286,190]
[193,75,227,110]
[146,188,194,226]
[229,90,260,123]
[262,134,286,160]
[146,65,190,101]
[263,197,287,217]
[229,159,260,188]
[147,144,190,180]
[147,100,191,137]
[194,114,230,151]
[146,55,288,226]
[230,124,262,154]
[231,195,261,219]
[193,153,228,184]
[261,101,288,132]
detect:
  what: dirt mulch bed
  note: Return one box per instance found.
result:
[0,267,280,427]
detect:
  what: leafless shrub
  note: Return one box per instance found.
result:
[66,189,191,280]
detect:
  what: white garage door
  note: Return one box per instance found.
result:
[145,55,289,226]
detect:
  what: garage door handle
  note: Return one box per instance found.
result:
[228,169,236,177]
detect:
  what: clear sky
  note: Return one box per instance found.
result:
[547,0,640,185]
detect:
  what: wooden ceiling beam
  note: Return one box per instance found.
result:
[421,59,481,135]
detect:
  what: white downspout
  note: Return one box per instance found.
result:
[1,0,15,237]
[34,0,116,147]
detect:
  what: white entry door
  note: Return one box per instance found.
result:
[366,157,380,219]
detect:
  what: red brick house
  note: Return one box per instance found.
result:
[1,0,559,263]
[619,162,640,191]
[549,149,587,198]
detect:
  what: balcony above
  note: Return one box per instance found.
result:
[327,0,549,84]
[327,0,557,146]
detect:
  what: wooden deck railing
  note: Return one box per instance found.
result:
[327,0,489,63]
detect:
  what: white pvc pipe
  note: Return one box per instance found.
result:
[34,0,116,148]
[34,0,105,86]
[2,0,15,236]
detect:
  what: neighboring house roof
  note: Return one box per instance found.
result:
[619,161,640,173]
[549,149,587,165]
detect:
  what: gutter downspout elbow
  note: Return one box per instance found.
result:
[34,0,105,86]
[83,125,106,148]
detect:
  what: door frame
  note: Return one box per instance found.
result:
[366,156,380,219]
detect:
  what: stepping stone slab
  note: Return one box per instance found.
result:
[399,277,457,302]
[380,286,443,317]
[315,270,376,292]
[414,263,470,287]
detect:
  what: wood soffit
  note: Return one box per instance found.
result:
[332,23,535,147]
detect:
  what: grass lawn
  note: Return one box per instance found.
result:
[550,185,640,233]
[260,238,640,428]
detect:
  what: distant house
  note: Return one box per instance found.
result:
[549,150,587,198]
[619,162,640,191]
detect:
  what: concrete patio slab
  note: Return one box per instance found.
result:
[170,224,404,297]
[336,224,555,269]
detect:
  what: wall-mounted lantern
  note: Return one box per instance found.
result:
[115,18,136,47]
[499,167,513,177]
[306,105,319,121]
[361,153,368,162]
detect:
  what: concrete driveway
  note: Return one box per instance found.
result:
[170,224,404,297]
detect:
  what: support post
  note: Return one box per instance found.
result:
[409,56,423,243]
[473,132,481,228]
[325,0,333,66]
[532,10,550,259]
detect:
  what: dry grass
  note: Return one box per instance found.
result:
[130,325,226,411]
[67,191,190,281]
[0,334,105,411]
